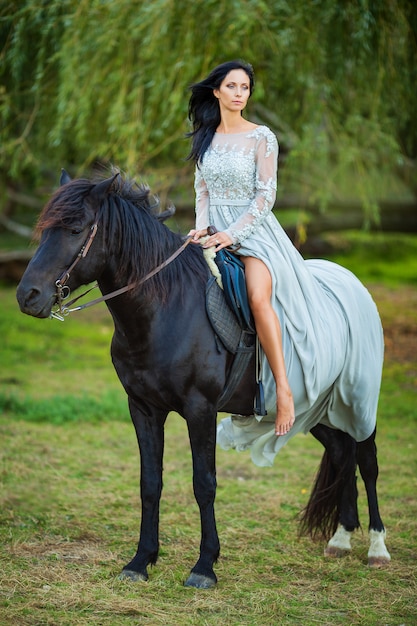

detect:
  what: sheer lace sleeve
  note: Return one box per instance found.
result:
[194,166,210,231]
[224,131,278,244]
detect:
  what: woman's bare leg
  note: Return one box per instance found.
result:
[243,256,295,436]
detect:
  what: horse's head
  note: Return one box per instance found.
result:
[16,170,117,318]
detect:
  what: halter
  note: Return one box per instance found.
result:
[50,216,192,321]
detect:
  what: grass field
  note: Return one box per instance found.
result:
[1,233,417,625]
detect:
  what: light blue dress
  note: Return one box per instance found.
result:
[194,126,384,467]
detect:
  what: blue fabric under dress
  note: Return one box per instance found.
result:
[194,125,384,467]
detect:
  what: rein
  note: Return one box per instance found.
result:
[50,219,192,321]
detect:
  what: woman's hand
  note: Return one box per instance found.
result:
[187,228,233,251]
[187,228,207,244]
[203,230,233,251]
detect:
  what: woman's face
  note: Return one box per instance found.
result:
[213,69,251,114]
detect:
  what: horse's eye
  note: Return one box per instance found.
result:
[71,228,83,236]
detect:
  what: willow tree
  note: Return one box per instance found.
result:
[1,0,416,222]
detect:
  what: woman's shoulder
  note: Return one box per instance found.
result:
[249,125,278,155]
[250,125,277,141]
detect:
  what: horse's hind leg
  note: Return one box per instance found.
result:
[303,424,360,558]
[357,428,391,567]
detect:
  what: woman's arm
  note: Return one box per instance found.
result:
[224,130,278,244]
[194,166,210,231]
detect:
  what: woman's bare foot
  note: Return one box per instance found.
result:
[275,417,295,436]
[275,391,295,436]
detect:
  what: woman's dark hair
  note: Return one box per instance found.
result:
[186,60,255,164]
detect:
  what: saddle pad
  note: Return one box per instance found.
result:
[206,276,243,354]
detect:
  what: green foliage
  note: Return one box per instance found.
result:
[1,0,416,219]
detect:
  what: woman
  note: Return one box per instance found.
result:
[187,60,295,438]
[186,61,383,468]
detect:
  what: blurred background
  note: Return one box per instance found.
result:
[1,6,416,622]
[0,0,416,277]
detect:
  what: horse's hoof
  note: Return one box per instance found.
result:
[368,556,391,568]
[184,572,217,589]
[118,569,148,582]
[324,545,350,558]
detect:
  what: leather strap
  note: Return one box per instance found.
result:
[59,236,192,316]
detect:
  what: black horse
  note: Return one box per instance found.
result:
[16,171,390,588]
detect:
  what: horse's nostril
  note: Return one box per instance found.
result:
[16,284,41,312]
[25,287,41,306]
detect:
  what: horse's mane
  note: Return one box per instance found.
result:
[36,172,209,303]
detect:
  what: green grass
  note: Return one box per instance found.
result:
[320,231,417,286]
[1,285,121,398]
[0,389,127,424]
[1,233,417,624]
[0,402,416,625]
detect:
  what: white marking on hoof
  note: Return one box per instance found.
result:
[324,524,353,558]
[368,529,391,567]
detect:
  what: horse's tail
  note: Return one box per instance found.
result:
[298,437,358,540]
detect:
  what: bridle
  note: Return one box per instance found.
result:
[50,215,192,321]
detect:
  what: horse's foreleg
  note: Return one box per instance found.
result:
[184,412,219,589]
[357,429,391,567]
[120,399,167,582]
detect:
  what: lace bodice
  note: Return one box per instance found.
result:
[194,125,278,243]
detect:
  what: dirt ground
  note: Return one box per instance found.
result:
[370,284,417,364]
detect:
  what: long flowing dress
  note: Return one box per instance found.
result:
[194,125,384,467]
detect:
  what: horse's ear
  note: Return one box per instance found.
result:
[90,173,120,200]
[60,169,72,185]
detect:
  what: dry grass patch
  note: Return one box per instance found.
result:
[1,413,416,625]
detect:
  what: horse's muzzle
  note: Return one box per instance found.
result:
[16,282,55,318]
